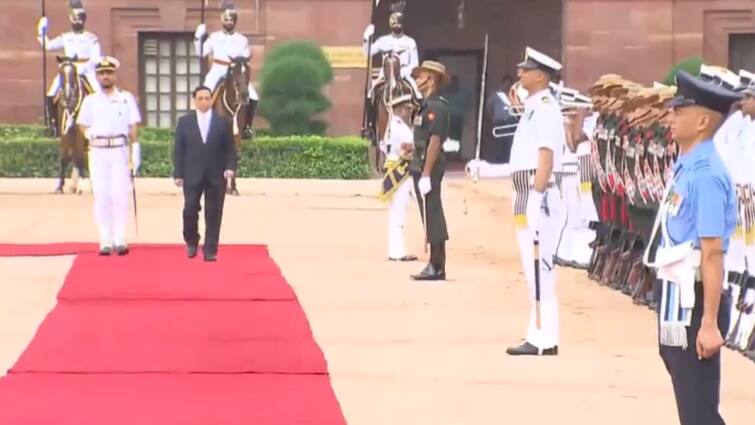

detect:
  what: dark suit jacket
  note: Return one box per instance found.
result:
[173,111,238,187]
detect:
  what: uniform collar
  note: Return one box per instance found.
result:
[524,88,551,108]
[102,88,122,99]
[674,139,714,173]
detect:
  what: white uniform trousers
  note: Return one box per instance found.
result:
[513,186,563,349]
[556,172,596,266]
[388,177,413,259]
[89,146,132,248]
[204,64,259,101]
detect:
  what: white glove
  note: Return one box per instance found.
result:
[418,176,431,196]
[37,17,48,38]
[130,142,141,175]
[195,24,207,40]
[363,24,375,40]
[526,190,545,231]
[744,288,755,309]
[379,139,388,155]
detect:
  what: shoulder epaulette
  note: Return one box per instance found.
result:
[691,157,711,173]
[437,96,449,105]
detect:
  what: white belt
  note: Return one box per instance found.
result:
[90,135,127,148]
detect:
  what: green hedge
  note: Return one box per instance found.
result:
[0,125,371,179]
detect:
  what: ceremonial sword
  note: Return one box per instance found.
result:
[472,32,489,183]
[534,230,542,329]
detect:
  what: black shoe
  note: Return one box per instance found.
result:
[187,245,198,258]
[98,246,112,256]
[506,341,558,356]
[389,255,418,262]
[114,246,129,256]
[410,263,445,281]
[204,252,217,262]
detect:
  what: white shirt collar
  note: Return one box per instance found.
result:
[196,109,212,120]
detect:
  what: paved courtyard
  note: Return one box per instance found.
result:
[1,176,754,424]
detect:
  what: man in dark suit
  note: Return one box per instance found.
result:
[173,86,237,261]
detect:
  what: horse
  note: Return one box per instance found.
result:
[53,55,91,194]
[367,50,420,170]
[212,56,251,196]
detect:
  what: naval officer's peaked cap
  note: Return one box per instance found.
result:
[517,47,562,75]
[669,70,742,115]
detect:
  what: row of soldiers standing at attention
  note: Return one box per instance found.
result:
[580,66,755,363]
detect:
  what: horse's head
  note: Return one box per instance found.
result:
[224,56,250,101]
[55,55,81,109]
[382,51,402,89]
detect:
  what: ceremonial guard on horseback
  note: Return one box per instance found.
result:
[37,0,100,138]
[362,1,423,164]
[195,0,257,141]
[37,0,100,194]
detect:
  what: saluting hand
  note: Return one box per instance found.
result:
[696,323,724,360]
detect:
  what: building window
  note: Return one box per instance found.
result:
[139,33,202,128]
[729,33,755,74]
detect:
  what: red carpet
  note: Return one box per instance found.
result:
[57,247,294,301]
[12,300,327,374]
[0,243,346,424]
[0,374,345,425]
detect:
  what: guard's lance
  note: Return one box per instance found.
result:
[361,0,380,145]
[41,0,47,130]
[199,0,208,80]
[473,32,489,183]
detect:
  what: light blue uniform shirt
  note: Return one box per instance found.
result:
[665,140,737,251]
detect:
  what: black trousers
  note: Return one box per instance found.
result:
[656,280,731,425]
[412,169,448,270]
[182,175,227,255]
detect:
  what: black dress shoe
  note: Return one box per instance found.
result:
[187,245,198,258]
[410,263,445,281]
[114,246,129,256]
[389,255,418,262]
[98,246,112,256]
[203,252,217,262]
[506,341,558,356]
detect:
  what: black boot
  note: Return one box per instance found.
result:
[46,96,59,137]
[411,242,446,281]
[243,99,257,140]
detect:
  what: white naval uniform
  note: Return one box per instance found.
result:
[715,111,751,341]
[383,116,415,259]
[77,89,142,249]
[509,88,566,349]
[196,31,258,101]
[728,115,755,348]
[555,139,593,265]
[39,31,101,96]
[557,113,599,265]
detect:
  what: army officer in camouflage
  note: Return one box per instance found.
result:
[409,60,452,281]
